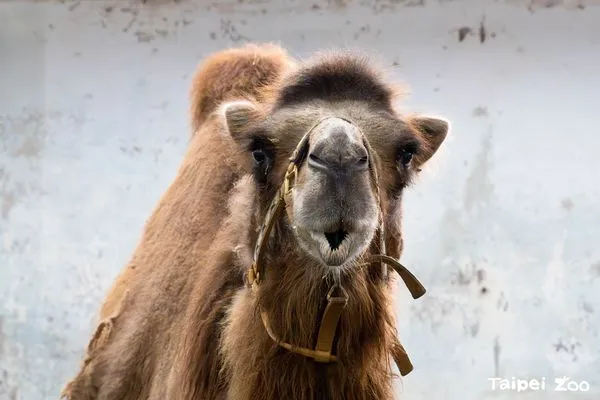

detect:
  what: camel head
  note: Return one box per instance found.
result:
[219,52,449,275]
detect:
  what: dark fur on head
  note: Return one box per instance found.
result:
[274,52,401,111]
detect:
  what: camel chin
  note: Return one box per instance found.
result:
[293,226,375,268]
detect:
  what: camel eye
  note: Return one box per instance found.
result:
[397,140,419,168]
[252,149,267,165]
[398,149,413,166]
[248,136,275,182]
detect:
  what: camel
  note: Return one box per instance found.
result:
[61,43,450,400]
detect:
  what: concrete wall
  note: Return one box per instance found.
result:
[1,0,599,399]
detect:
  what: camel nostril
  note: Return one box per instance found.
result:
[308,151,368,174]
[309,153,321,163]
[324,229,348,251]
[308,153,329,172]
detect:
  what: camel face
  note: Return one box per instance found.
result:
[277,104,436,270]
[224,105,446,274]
[221,53,449,274]
[291,116,378,267]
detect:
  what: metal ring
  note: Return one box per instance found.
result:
[326,285,349,304]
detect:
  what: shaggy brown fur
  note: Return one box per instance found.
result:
[61,43,295,399]
[96,43,295,321]
[189,43,296,134]
[62,44,449,400]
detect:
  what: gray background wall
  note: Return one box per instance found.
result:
[1,0,599,399]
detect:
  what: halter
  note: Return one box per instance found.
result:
[246,116,426,376]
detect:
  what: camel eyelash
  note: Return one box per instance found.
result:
[397,140,420,157]
[247,133,275,152]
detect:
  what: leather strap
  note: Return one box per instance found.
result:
[391,336,414,376]
[362,135,388,280]
[248,117,325,287]
[260,301,414,375]
[313,285,348,362]
[364,255,426,300]
[258,285,348,363]
[247,192,286,288]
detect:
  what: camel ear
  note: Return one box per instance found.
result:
[220,100,262,141]
[410,115,450,166]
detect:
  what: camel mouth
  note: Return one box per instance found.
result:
[306,229,354,267]
[324,229,348,251]
[294,220,376,268]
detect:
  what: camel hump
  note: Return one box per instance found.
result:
[188,43,296,135]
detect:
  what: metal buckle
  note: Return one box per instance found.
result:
[326,285,349,306]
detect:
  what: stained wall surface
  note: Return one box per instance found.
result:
[1,0,599,399]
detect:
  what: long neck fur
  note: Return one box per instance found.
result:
[220,196,400,400]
